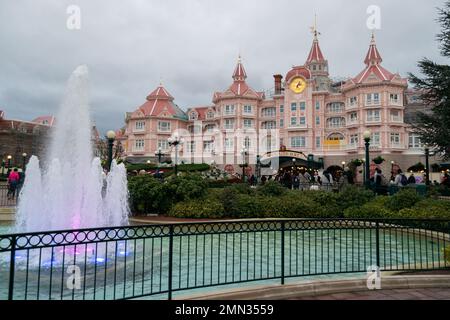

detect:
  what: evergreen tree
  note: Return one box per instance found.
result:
[409,1,450,159]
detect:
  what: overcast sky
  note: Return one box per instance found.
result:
[0,0,447,135]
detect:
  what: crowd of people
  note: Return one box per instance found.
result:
[244,168,355,191]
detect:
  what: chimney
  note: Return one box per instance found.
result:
[273,74,283,95]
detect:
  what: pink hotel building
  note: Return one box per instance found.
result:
[122,31,432,176]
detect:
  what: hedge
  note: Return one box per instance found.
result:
[126,163,210,173]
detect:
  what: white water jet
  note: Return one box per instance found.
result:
[15,65,129,232]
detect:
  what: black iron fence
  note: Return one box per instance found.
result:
[0,184,17,207]
[0,219,449,300]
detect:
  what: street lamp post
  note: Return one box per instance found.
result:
[256,155,261,184]
[1,160,5,176]
[424,145,431,186]
[7,155,12,170]
[106,130,116,172]
[292,158,296,172]
[22,153,27,172]
[155,147,163,164]
[363,130,371,188]
[241,147,248,182]
[168,134,183,176]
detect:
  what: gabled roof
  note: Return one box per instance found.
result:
[32,115,55,126]
[364,33,383,65]
[306,38,325,63]
[232,56,247,81]
[187,106,215,120]
[136,84,186,119]
[351,33,396,84]
[214,57,262,101]
[146,85,174,101]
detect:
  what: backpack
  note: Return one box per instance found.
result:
[400,174,408,186]
[380,175,389,186]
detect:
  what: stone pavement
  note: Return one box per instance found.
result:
[294,288,450,300]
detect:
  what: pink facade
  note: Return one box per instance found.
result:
[123,31,425,173]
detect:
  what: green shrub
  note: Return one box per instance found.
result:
[169,198,224,218]
[336,185,375,212]
[126,163,157,172]
[177,163,211,172]
[257,181,287,197]
[343,196,394,219]
[445,246,450,266]
[398,198,450,219]
[165,174,208,202]
[128,175,171,214]
[385,189,422,212]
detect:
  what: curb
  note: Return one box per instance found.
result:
[178,275,450,300]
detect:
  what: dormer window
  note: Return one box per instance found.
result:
[207,111,214,119]
[189,112,198,120]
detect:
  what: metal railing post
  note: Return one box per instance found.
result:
[281,221,285,285]
[168,225,174,300]
[8,235,17,300]
[375,221,380,268]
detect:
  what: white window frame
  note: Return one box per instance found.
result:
[390,93,401,105]
[409,134,423,149]
[135,121,145,131]
[390,133,401,147]
[207,111,215,119]
[158,140,169,151]
[243,105,253,114]
[366,93,381,106]
[224,105,235,115]
[349,134,359,146]
[224,138,234,151]
[315,136,321,148]
[371,132,381,146]
[134,139,145,152]
[243,119,253,129]
[224,119,235,130]
[158,121,171,132]
[262,107,276,117]
[390,110,402,122]
[366,110,381,122]
[291,136,306,148]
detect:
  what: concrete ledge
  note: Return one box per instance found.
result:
[179,275,450,300]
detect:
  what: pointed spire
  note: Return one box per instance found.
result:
[146,84,174,101]
[306,16,325,64]
[364,31,383,65]
[232,55,247,81]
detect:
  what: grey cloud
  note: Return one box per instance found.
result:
[0,0,446,135]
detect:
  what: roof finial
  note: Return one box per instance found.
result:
[370,30,376,44]
[310,13,320,40]
[159,75,163,86]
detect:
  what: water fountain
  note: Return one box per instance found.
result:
[15,65,129,233]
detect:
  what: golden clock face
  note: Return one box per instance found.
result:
[289,77,307,94]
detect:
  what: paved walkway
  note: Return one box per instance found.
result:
[294,288,450,300]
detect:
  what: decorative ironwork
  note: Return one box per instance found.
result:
[0,218,449,300]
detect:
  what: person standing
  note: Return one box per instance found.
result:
[7,168,20,200]
[394,169,408,187]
